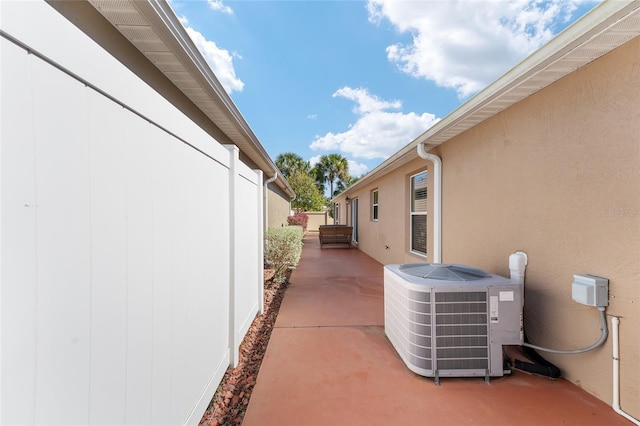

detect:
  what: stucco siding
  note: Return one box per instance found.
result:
[437,36,639,411]
[267,184,291,229]
[306,212,329,231]
[339,160,436,266]
[335,36,639,414]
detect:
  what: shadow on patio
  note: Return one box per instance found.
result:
[243,233,625,426]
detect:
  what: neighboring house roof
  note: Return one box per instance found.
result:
[86,0,294,198]
[339,0,640,197]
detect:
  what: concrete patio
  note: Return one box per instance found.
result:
[243,233,627,426]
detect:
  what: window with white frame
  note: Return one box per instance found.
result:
[334,204,340,224]
[410,171,427,256]
[371,189,379,221]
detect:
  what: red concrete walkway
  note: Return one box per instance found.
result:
[243,233,626,426]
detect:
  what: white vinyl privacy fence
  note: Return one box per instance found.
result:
[1,2,263,424]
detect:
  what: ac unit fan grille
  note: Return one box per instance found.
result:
[438,359,489,370]
[407,290,430,302]
[436,325,488,336]
[437,348,488,358]
[436,336,488,347]
[434,291,489,372]
[436,291,487,302]
[437,314,487,325]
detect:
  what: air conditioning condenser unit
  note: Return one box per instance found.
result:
[384,263,523,383]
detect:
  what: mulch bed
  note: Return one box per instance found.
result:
[198,268,290,426]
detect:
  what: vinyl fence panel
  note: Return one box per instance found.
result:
[1,2,263,424]
[227,147,264,367]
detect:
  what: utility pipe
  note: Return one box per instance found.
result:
[416,143,442,263]
[509,252,528,285]
[612,317,640,425]
[263,172,278,232]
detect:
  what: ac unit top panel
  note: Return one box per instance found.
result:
[385,263,517,289]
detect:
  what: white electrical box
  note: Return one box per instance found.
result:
[572,274,608,307]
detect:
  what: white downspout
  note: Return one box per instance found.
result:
[263,172,278,232]
[612,317,640,425]
[417,142,442,263]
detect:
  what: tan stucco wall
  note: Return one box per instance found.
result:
[267,186,291,229]
[336,36,639,413]
[438,36,639,412]
[306,212,328,231]
[336,160,436,265]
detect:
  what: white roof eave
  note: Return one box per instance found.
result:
[87,0,295,198]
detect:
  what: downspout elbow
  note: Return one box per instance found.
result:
[417,142,442,263]
[265,172,278,186]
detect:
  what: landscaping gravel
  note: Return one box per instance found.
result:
[199,268,288,426]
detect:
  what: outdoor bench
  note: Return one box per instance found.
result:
[318,225,353,248]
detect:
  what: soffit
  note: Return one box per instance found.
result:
[86,0,294,197]
[342,1,640,196]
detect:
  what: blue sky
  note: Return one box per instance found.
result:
[169,0,600,177]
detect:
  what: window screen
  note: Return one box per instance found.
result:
[410,171,427,255]
[372,189,379,221]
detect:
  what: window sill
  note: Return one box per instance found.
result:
[409,250,427,259]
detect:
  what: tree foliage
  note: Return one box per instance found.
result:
[288,169,325,212]
[275,152,309,179]
[275,152,353,212]
[334,175,361,195]
[312,153,351,198]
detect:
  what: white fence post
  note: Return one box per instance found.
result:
[225,147,263,369]
[226,145,240,368]
[255,170,264,315]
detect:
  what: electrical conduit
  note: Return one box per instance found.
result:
[416,142,442,263]
[523,308,608,354]
[508,251,609,354]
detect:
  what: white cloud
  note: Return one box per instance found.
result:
[307,114,318,120]
[308,155,322,167]
[310,87,438,160]
[348,160,369,177]
[367,0,595,98]
[333,86,401,114]
[208,0,233,14]
[181,23,244,94]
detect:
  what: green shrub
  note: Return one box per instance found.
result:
[265,226,304,284]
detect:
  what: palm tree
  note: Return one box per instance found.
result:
[275,152,309,179]
[313,154,350,198]
[334,174,362,195]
